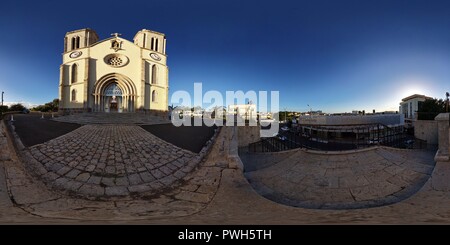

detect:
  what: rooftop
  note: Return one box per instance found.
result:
[401,94,432,102]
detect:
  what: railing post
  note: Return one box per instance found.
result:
[435,113,450,161]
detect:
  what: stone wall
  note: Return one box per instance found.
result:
[434,113,449,162]
[237,126,260,147]
[415,120,438,145]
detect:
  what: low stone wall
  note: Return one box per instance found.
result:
[435,113,450,162]
[236,126,260,147]
[415,120,438,145]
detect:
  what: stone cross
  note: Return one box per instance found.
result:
[111,33,122,38]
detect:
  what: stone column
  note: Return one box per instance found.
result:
[93,95,96,112]
[434,113,450,162]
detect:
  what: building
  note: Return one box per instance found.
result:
[399,94,432,128]
[59,28,169,114]
[298,113,404,126]
[228,104,257,121]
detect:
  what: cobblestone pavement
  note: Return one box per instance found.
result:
[1,122,450,224]
[25,125,203,198]
[242,148,435,209]
[0,121,223,220]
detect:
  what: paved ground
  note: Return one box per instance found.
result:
[1,119,450,224]
[0,121,222,220]
[241,147,435,209]
[9,113,80,147]
[142,123,217,153]
[24,124,205,198]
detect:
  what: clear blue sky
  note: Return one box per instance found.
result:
[1,0,449,113]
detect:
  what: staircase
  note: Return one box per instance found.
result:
[52,112,171,125]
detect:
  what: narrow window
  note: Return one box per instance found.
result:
[152,90,157,102]
[151,37,154,50]
[155,38,159,51]
[71,37,76,50]
[76,36,80,49]
[151,65,157,84]
[71,89,76,101]
[71,64,77,83]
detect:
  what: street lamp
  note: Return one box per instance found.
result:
[307,104,312,115]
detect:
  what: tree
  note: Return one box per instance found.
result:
[32,98,59,112]
[9,103,25,112]
[419,98,446,113]
[0,105,8,113]
[417,98,446,120]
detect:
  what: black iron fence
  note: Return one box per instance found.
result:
[249,123,428,152]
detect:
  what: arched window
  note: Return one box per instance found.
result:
[71,64,77,83]
[71,89,76,102]
[152,90,157,102]
[155,38,159,51]
[151,65,157,84]
[71,37,76,50]
[76,36,80,49]
[151,37,154,50]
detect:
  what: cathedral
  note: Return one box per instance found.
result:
[59,28,169,114]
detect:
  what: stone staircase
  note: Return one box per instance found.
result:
[52,112,171,125]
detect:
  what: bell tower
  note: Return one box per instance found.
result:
[64,28,99,52]
[133,29,166,54]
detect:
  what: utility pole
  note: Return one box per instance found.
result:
[1,91,3,107]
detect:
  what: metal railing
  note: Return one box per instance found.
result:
[249,123,427,152]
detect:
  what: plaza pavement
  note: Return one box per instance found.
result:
[242,147,435,209]
[0,115,450,224]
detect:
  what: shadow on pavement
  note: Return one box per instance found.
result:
[141,123,217,153]
[7,113,80,147]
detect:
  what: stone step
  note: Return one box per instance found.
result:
[53,112,171,125]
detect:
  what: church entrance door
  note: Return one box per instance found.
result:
[103,83,123,113]
[110,96,118,112]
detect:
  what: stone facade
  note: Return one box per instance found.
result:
[59,28,169,114]
[414,120,438,145]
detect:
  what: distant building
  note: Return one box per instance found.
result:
[399,94,432,128]
[228,104,257,121]
[298,114,404,126]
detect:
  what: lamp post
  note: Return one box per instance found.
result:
[307,104,312,116]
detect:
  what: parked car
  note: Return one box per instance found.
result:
[278,135,287,141]
[368,139,382,145]
[22,108,30,114]
[404,139,414,148]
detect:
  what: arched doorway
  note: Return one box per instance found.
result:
[104,83,122,112]
[93,73,137,112]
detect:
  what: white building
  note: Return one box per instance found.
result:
[59,28,169,114]
[228,104,257,121]
[399,94,432,128]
